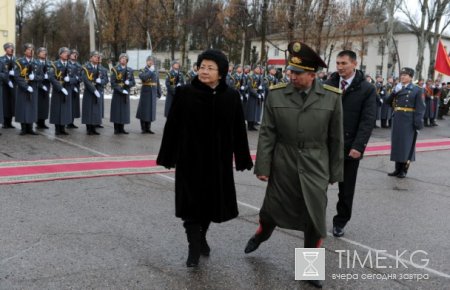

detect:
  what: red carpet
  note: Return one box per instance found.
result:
[1,138,450,185]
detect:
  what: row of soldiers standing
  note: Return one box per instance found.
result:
[0,42,164,136]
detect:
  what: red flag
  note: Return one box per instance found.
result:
[435,39,450,76]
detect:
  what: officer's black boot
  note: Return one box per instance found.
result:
[26,123,37,135]
[146,122,154,134]
[245,220,275,254]
[114,123,120,134]
[397,163,407,178]
[388,162,401,176]
[120,124,129,134]
[184,222,201,267]
[20,123,27,135]
[200,221,211,256]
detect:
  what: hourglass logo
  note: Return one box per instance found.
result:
[295,248,325,280]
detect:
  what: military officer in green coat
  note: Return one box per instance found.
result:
[244,41,344,288]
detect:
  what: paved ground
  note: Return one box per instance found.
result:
[0,99,449,289]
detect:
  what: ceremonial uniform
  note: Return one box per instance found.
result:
[137,61,162,133]
[386,67,426,178]
[81,58,103,134]
[164,66,184,117]
[246,69,264,130]
[36,55,51,129]
[110,57,135,134]
[0,43,16,128]
[69,56,82,128]
[380,81,393,128]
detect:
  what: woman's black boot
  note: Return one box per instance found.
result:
[200,221,211,256]
[184,222,201,267]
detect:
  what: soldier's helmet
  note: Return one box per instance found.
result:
[58,47,70,55]
[3,42,14,50]
[400,67,414,77]
[23,43,34,51]
[286,41,327,73]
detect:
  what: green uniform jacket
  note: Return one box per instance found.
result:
[255,80,344,238]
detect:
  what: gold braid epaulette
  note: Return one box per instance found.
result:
[323,84,342,94]
[269,83,287,90]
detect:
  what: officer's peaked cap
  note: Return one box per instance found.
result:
[23,43,34,51]
[3,42,14,50]
[286,41,327,73]
[400,67,414,77]
[58,47,70,55]
[119,53,129,61]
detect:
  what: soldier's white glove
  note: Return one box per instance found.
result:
[8,80,13,88]
[76,76,79,80]
[64,75,70,82]
[176,83,181,87]
[29,72,35,81]
[124,80,130,85]
[380,99,384,104]
[27,86,33,93]
[9,69,14,76]
[42,85,48,92]
[44,73,48,79]
[62,88,68,95]
[394,83,402,93]
[95,90,101,98]
[245,93,249,98]
[258,94,262,99]
[240,86,245,90]
[122,89,128,95]
[150,65,155,72]
[96,77,102,84]
[74,87,78,93]
[258,85,263,90]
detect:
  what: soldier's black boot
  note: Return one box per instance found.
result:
[114,123,120,134]
[397,163,407,178]
[2,118,7,128]
[381,119,387,128]
[5,117,15,128]
[244,220,276,254]
[200,221,211,256]
[60,125,69,135]
[140,120,147,134]
[388,162,401,176]
[184,221,201,267]
[120,124,129,134]
[26,123,37,135]
[424,118,430,127]
[146,122,155,134]
[19,123,27,135]
[248,121,257,131]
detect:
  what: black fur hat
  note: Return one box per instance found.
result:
[196,49,229,82]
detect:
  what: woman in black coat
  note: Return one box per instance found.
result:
[157,49,253,267]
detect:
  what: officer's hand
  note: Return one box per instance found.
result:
[96,77,102,84]
[29,72,35,81]
[257,175,269,182]
[61,88,68,95]
[9,69,14,76]
[348,149,361,159]
[95,90,101,98]
[64,75,70,82]
[42,85,48,92]
[74,87,78,93]
[122,89,128,95]
[44,73,48,79]
[8,80,13,88]
[27,86,33,93]
[124,80,130,85]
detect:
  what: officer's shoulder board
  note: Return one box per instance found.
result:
[269,83,287,91]
[323,84,342,94]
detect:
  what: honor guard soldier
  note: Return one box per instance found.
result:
[81,51,103,135]
[281,69,291,83]
[67,49,82,129]
[381,76,394,128]
[14,43,39,135]
[164,60,184,117]
[110,53,135,134]
[244,41,344,289]
[137,56,161,134]
[375,76,387,128]
[1,42,17,128]
[423,79,435,127]
[185,62,197,84]
[386,67,426,178]
[246,65,265,131]
[232,65,248,112]
[439,82,450,118]
[96,54,109,128]
[35,47,51,129]
[49,47,76,135]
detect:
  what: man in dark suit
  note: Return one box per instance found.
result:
[324,50,377,238]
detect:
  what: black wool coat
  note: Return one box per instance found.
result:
[325,70,377,159]
[157,76,253,223]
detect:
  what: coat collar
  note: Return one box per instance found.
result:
[283,79,324,109]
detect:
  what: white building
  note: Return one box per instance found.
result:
[251,21,450,81]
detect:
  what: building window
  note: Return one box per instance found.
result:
[362,41,369,56]
[378,40,385,55]
[274,48,279,57]
[376,65,382,76]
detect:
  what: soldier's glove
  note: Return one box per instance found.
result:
[9,69,14,76]
[42,85,48,92]
[257,94,262,99]
[124,80,130,86]
[240,86,245,90]
[64,75,70,82]
[150,65,155,72]
[44,73,48,79]
[258,85,263,90]
[176,83,181,87]
[8,80,13,88]
[95,90,101,98]
[74,87,78,93]
[96,77,102,84]
[61,88,68,95]
[394,83,402,93]
[29,72,35,81]
[122,89,128,95]
[380,99,384,104]
[27,86,33,93]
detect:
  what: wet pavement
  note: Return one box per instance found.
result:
[0,99,449,289]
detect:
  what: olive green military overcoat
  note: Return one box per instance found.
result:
[255,80,344,238]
